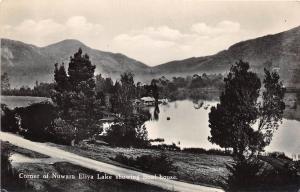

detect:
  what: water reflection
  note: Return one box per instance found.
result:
[153,105,160,121]
[145,100,300,156]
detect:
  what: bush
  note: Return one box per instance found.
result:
[226,159,263,191]
[14,101,57,141]
[105,122,149,148]
[182,147,231,156]
[226,158,300,192]
[47,118,76,145]
[113,153,176,175]
[1,104,18,132]
[148,143,180,151]
[268,151,292,161]
[1,102,58,142]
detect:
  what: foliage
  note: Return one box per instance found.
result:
[1,102,57,141]
[113,153,176,175]
[268,152,292,161]
[105,122,149,147]
[47,118,77,145]
[1,82,54,97]
[113,72,136,117]
[225,158,264,191]
[51,48,103,142]
[14,102,57,141]
[147,143,180,151]
[150,74,223,101]
[1,72,10,91]
[225,157,300,192]
[208,60,285,159]
[257,69,286,148]
[1,104,19,132]
[182,147,231,156]
[102,72,153,147]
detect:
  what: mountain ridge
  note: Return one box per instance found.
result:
[1,38,150,87]
[151,25,300,84]
[1,25,300,87]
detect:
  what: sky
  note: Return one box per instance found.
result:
[1,0,300,66]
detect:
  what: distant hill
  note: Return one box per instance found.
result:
[152,26,300,86]
[1,26,300,87]
[1,39,149,87]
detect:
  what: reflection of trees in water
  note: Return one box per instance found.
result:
[153,104,160,121]
[146,104,161,121]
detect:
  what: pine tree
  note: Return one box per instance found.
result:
[52,48,102,142]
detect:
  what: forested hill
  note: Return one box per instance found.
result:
[1,38,150,87]
[1,25,300,87]
[151,25,300,86]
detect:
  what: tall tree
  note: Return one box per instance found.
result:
[52,48,102,142]
[208,60,285,159]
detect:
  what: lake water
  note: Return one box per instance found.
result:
[2,95,299,157]
[145,100,300,157]
[1,96,51,109]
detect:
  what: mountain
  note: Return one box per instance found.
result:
[152,26,300,85]
[1,39,149,87]
[1,26,300,87]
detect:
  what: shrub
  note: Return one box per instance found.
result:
[1,104,18,132]
[182,147,231,156]
[268,151,292,161]
[47,118,76,145]
[1,102,59,143]
[148,143,180,151]
[226,158,300,191]
[113,153,176,175]
[14,101,57,141]
[226,158,263,191]
[105,123,149,148]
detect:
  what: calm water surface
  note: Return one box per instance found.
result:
[1,95,50,108]
[145,100,300,156]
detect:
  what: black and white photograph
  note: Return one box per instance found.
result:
[0,0,300,191]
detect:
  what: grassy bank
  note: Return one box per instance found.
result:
[48,142,233,187]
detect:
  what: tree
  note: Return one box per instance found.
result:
[208,60,285,159]
[54,63,70,92]
[1,72,10,92]
[151,79,159,104]
[51,48,103,142]
[107,72,151,147]
[112,72,136,117]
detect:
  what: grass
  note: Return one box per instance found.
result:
[48,142,233,187]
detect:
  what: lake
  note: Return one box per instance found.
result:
[2,95,299,157]
[1,96,51,109]
[145,100,300,157]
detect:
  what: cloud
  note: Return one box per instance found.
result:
[1,17,245,65]
[1,16,102,46]
[191,21,240,35]
[65,16,102,37]
[112,21,243,65]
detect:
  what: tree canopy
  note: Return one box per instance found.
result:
[208,60,285,159]
[51,48,102,142]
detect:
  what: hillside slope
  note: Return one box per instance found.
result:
[1,39,149,87]
[1,26,300,87]
[153,26,300,84]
